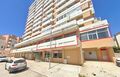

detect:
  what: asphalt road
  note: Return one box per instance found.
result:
[0,62,47,77]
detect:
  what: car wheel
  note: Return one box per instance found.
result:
[8,67,12,73]
[5,65,7,70]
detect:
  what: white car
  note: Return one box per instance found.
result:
[5,58,27,73]
[116,58,120,67]
[0,56,8,62]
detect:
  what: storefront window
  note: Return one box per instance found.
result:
[53,52,62,58]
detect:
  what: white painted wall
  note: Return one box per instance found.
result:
[116,34,120,47]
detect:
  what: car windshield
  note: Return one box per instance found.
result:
[7,60,13,63]
[14,60,25,63]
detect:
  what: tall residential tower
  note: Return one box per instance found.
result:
[13,0,115,65]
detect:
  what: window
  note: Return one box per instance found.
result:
[97,28,109,39]
[14,60,25,63]
[53,52,62,58]
[80,33,88,41]
[88,31,97,40]
[80,28,109,41]
[53,36,62,40]
[65,32,76,37]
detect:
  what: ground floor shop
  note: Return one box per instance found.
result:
[83,47,115,62]
[13,46,115,65]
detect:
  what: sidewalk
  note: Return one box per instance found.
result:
[27,60,81,77]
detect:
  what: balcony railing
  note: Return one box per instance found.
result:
[56,0,76,13]
[53,20,77,33]
[57,2,81,18]
[42,19,52,26]
[37,35,77,49]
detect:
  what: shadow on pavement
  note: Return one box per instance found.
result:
[10,67,29,74]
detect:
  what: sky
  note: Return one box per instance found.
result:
[0,0,119,37]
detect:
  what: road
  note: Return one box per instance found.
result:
[0,62,47,77]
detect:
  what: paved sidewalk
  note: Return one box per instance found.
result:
[80,61,120,77]
[27,60,81,77]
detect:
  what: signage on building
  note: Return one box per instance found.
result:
[37,35,77,49]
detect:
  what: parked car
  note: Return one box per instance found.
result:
[0,56,8,62]
[116,58,120,66]
[5,58,27,73]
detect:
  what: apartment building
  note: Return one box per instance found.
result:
[114,32,120,48]
[0,35,22,56]
[13,0,115,65]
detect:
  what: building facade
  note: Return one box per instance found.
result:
[13,0,115,65]
[0,35,22,56]
[114,32,120,48]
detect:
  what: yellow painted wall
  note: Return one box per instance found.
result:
[82,38,115,48]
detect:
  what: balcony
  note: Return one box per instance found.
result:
[41,29,52,36]
[32,25,41,32]
[32,31,40,36]
[69,10,82,20]
[57,2,81,18]
[53,20,78,34]
[79,19,108,32]
[37,35,77,49]
[56,0,76,13]
[44,0,53,9]
[24,31,32,36]
[34,17,42,25]
[41,25,52,32]
[42,13,53,22]
[43,3,54,13]
[45,8,54,15]
[42,19,52,26]
[34,10,42,19]
[56,17,69,26]
[25,27,32,32]
[77,17,94,25]
[33,20,41,27]
[13,45,37,53]
[56,0,66,8]
[23,35,31,40]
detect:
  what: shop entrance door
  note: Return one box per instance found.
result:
[100,48,110,61]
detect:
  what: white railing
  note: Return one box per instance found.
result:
[32,31,40,36]
[57,0,76,13]
[41,25,52,32]
[44,0,52,9]
[57,2,81,18]
[45,8,53,15]
[55,17,69,26]
[32,25,41,32]
[69,10,82,19]
[34,17,42,24]
[42,13,52,22]
[53,20,77,32]
[42,19,52,26]
[79,20,108,32]
[43,3,54,13]
[56,0,66,7]
[77,17,94,25]
[24,31,32,36]
[37,35,77,49]
[33,20,41,27]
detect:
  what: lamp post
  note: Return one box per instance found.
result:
[49,27,52,69]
